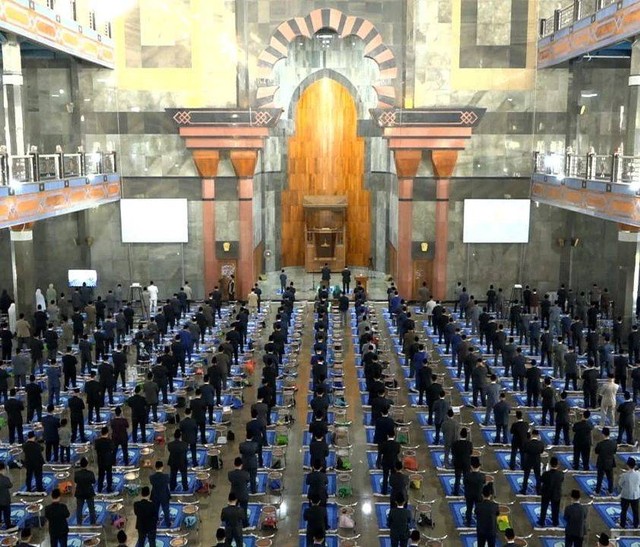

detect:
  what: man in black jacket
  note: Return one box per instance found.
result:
[97,359,114,406]
[4,388,24,444]
[22,431,44,492]
[150,460,172,528]
[476,484,499,547]
[554,391,571,445]
[564,489,587,547]
[452,428,473,496]
[595,427,617,495]
[221,493,245,547]
[380,432,400,496]
[179,408,199,467]
[68,388,86,443]
[539,456,564,527]
[44,488,69,547]
[388,495,411,547]
[617,391,636,445]
[84,371,102,424]
[74,457,96,525]
[521,429,544,495]
[582,360,599,409]
[127,386,148,443]
[573,410,594,471]
[227,457,250,524]
[134,486,157,547]
[464,457,485,527]
[510,411,529,470]
[168,430,188,491]
[112,344,127,390]
[25,374,43,423]
[94,427,114,493]
[189,390,207,445]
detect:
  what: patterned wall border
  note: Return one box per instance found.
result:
[0,174,121,229]
[531,177,640,226]
[538,0,640,69]
[0,0,114,68]
[255,8,398,109]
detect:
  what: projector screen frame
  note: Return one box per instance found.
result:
[120,198,189,244]
[68,269,98,288]
[462,198,531,244]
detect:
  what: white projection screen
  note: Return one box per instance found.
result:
[463,199,531,243]
[120,199,189,243]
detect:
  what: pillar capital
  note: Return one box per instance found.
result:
[393,149,422,179]
[192,150,220,178]
[230,150,259,179]
[431,150,459,178]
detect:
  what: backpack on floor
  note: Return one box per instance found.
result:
[497,513,511,532]
[417,512,434,528]
[337,485,352,498]
[336,456,352,471]
[209,454,222,470]
[338,512,355,529]
[261,516,278,530]
[403,455,418,471]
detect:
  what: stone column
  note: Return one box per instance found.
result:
[431,150,458,300]
[392,150,422,299]
[2,33,25,156]
[230,150,258,299]
[192,151,220,294]
[10,223,35,316]
[627,39,640,155]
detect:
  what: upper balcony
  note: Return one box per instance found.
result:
[531,148,640,225]
[0,0,114,67]
[538,0,638,69]
[0,147,121,228]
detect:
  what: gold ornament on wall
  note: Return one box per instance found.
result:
[421,242,429,252]
[223,241,231,252]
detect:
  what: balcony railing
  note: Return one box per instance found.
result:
[533,150,640,186]
[539,0,617,37]
[0,149,117,186]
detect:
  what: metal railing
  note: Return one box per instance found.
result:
[34,0,112,41]
[533,150,640,186]
[539,0,618,37]
[0,148,117,186]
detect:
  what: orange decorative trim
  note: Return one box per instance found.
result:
[0,0,114,68]
[0,178,121,229]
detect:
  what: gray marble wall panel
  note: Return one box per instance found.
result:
[253,175,263,247]
[388,181,398,248]
[32,213,87,297]
[216,201,240,242]
[375,189,388,272]
[85,201,205,300]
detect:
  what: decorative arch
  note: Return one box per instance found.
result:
[286,69,366,120]
[255,8,397,109]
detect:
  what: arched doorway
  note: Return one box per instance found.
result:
[281,77,370,269]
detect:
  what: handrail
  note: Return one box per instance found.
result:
[539,0,618,38]
[0,148,118,186]
[533,149,640,187]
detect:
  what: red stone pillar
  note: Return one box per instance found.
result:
[230,150,259,299]
[393,150,422,300]
[431,150,458,300]
[192,151,220,294]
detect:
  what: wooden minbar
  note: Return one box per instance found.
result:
[303,195,347,273]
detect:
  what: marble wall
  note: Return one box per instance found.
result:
[5,0,636,304]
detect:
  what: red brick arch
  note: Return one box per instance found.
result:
[255,8,397,109]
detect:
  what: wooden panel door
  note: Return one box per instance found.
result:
[413,260,434,300]
[284,78,369,267]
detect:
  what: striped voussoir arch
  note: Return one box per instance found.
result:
[255,7,397,109]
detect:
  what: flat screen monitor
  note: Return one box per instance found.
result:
[120,198,189,243]
[68,269,97,287]
[463,199,531,243]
